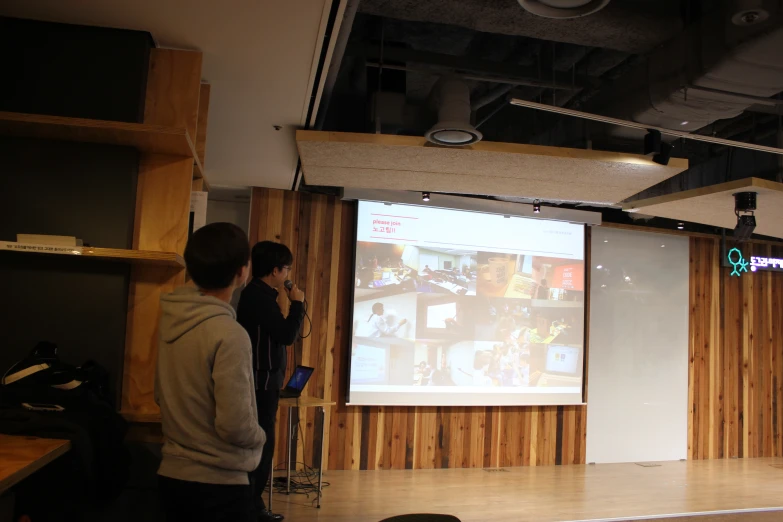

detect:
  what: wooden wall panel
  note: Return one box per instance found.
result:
[688,237,783,461]
[249,188,588,471]
[195,83,210,167]
[122,154,191,415]
[144,48,202,142]
[121,49,201,417]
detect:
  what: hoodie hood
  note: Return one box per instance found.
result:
[159,286,236,343]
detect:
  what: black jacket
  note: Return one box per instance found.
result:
[237,278,305,391]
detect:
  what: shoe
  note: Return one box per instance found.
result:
[258,509,284,521]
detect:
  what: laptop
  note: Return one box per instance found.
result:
[279,365,315,398]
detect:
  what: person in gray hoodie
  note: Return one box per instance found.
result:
[155,222,266,522]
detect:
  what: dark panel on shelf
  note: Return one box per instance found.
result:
[0,136,139,408]
[0,253,130,408]
[0,137,138,249]
[0,16,154,123]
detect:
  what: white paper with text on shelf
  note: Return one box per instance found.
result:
[1,241,83,255]
[190,191,208,233]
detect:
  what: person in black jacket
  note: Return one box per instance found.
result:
[237,241,305,522]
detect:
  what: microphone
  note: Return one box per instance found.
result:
[284,280,293,290]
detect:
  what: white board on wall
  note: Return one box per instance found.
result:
[586,227,689,464]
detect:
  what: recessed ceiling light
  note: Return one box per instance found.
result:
[680,121,689,126]
[596,265,603,269]
[661,244,665,248]
[601,284,607,288]
[677,222,685,230]
[604,239,608,243]
[624,276,631,282]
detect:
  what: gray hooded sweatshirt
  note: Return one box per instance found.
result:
[155,286,266,485]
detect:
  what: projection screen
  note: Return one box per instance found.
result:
[347,200,586,406]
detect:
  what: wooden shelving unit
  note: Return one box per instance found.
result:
[0,111,204,179]
[1,243,185,268]
[2,38,208,427]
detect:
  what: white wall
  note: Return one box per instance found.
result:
[205,189,251,310]
[419,248,457,271]
[402,245,420,270]
[586,227,689,464]
[206,199,250,236]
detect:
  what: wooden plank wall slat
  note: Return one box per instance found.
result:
[688,237,783,460]
[249,188,588,471]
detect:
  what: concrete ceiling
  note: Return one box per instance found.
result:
[0,0,333,189]
[624,178,783,239]
[297,130,688,205]
[358,0,683,53]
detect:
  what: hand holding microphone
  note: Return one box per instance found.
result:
[283,280,305,302]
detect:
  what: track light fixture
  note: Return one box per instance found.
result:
[422,192,431,202]
[533,199,541,213]
[733,191,757,241]
[643,129,672,165]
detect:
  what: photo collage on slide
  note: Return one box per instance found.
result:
[351,241,585,390]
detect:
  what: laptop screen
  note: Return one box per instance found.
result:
[286,365,314,391]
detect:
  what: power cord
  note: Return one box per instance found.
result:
[272,396,329,506]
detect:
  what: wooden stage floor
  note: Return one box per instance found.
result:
[273,458,783,522]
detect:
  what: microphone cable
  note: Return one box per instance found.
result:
[284,280,312,340]
[300,298,312,339]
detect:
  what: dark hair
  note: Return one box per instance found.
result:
[184,223,250,290]
[251,241,294,278]
[368,302,384,322]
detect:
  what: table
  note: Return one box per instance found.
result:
[271,396,336,509]
[0,434,71,494]
[430,280,468,295]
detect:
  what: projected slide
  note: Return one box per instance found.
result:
[348,200,585,407]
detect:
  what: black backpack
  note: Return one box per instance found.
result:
[1,341,111,410]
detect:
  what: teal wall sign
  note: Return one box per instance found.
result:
[726,248,783,277]
[727,248,748,277]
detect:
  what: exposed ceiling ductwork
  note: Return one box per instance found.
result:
[312,0,783,239]
[587,1,783,135]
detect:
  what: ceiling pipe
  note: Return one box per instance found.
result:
[425,77,483,146]
[365,61,580,91]
[351,44,588,91]
[518,0,612,19]
[471,84,516,111]
[778,124,783,182]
